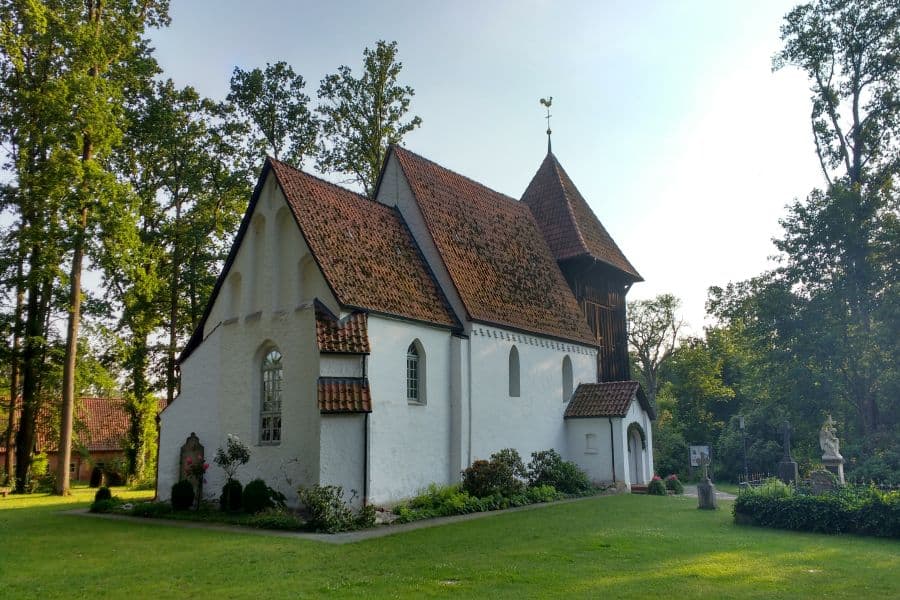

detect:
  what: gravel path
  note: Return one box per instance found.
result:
[682,484,737,500]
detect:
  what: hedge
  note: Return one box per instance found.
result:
[733,484,899,538]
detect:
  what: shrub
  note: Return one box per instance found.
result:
[647,475,667,496]
[246,508,305,531]
[220,479,244,512]
[90,498,118,513]
[214,434,251,481]
[733,484,899,538]
[665,474,684,494]
[94,486,112,502]
[171,480,195,511]
[242,479,286,514]
[130,502,173,518]
[298,484,360,533]
[89,466,103,488]
[460,449,527,499]
[527,449,593,495]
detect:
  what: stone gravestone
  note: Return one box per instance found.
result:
[777,420,799,485]
[697,454,717,510]
[179,432,205,507]
[809,469,838,495]
[819,415,845,484]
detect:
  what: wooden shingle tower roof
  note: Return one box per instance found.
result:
[522,152,642,281]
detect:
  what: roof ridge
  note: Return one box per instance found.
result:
[268,156,375,205]
[392,146,525,209]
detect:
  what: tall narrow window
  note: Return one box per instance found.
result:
[260,349,283,444]
[407,341,424,404]
[562,355,573,402]
[509,346,520,397]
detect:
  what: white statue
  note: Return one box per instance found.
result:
[819,415,842,460]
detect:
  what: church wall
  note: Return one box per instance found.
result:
[319,414,366,507]
[365,314,454,504]
[160,173,333,506]
[204,174,340,339]
[566,418,616,483]
[468,324,597,464]
[621,398,654,486]
[158,329,223,500]
[319,355,364,378]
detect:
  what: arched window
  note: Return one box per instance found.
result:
[260,349,283,444]
[508,346,520,397]
[562,355,573,402]
[407,341,425,404]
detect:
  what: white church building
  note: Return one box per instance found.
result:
[157,146,655,506]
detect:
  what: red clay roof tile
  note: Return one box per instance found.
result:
[317,378,372,413]
[271,159,459,330]
[315,301,370,354]
[522,153,642,280]
[564,381,654,419]
[1,397,164,453]
[391,147,596,346]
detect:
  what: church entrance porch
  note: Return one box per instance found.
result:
[627,422,647,486]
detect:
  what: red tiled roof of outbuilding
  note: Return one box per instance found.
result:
[317,378,372,413]
[564,381,656,420]
[390,147,596,346]
[522,153,642,280]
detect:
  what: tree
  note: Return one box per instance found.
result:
[0,0,170,494]
[108,79,251,480]
[627,294,684,405]
[227,61,317,167]
[773,0,899,442]
[317,40,421,197]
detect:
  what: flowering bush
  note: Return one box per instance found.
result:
[647,474,667,496]
[214,434,250,482]
[183,456,210,481]
[665,474,684,494]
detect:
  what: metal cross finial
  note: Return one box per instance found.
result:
[539,97,552,153]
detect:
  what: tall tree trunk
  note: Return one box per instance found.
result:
[125,331,148,480]
[166,201,181,406]
[55,204,88,496]
[3,255,25,485]
[14,248,49,493]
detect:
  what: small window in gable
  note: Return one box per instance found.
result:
[509,346,520,397]
[407,341,425,404]
[562,355,573,402]
[260,349,283,444]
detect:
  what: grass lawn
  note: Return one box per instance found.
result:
[1,486,897,598]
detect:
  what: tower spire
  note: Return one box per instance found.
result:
[539,96,552,153]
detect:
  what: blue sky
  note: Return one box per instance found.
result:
[149,0,823,333]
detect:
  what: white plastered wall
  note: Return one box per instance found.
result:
[365,315,454,504]
[566,417,616,483]
[319,414,366,507]
[620,397,654,487]
[468,324,597,464]
[159,173,339,505]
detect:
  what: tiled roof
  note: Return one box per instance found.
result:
[271,159,459,329]
[315,301,370,354]
[522,153,642,280]
[564,381,655,419]
[318,378,372,413]
[391,147,596,346]
[0,397,164,453]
